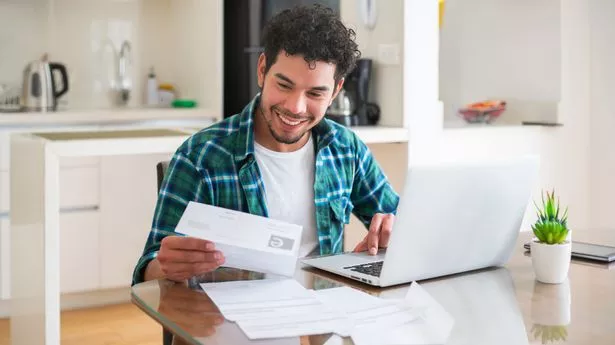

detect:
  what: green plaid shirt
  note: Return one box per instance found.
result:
[132,95,399,285]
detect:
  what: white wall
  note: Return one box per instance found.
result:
[340,0,404,127]
[438,0,591,233]
[589,0,615,230]
[0,0,223,114]
[0,1,49,87]
[439,0,561,125]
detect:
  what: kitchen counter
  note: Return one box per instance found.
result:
[0,107,219,128]
[9,128,193,345]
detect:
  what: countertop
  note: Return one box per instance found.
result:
[0,107,219,128]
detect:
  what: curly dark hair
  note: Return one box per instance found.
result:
[261,4,361,83]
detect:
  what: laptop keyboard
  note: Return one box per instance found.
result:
[344,261,384,277]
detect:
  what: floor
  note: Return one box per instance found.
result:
[0,303,161,345]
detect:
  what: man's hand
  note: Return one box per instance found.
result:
[353,213,395,255]
[156,236,225,282]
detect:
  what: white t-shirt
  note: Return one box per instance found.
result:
[254,135,318,257]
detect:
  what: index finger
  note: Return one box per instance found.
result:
[368,214,383,254]
[163,236,216,251]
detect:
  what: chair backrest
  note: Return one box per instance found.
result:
[156,161,170,192]
[156,160,174,345]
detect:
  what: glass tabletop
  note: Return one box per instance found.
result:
[131,231,615,345]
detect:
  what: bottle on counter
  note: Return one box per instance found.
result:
[146,67,158,106]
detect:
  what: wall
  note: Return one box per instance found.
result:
[340,0,404,128]
[0,1,49,90]
[0,0,223,115]
[339,0,408,249]
[439,0,561,125]
[589,0,615,230]
[438,0,591,233]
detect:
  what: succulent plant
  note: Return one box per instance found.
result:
[532,189,569,245]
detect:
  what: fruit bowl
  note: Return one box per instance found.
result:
[458,100,506,124]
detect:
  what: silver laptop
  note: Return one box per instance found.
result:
[302,156,539,287]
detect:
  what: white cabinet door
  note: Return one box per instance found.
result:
[98,153,173,288]
[60,211,100,293]
[1,212,101,298]
[0,218,9,300]
[1,166,99,213]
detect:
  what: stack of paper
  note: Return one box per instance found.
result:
[200,279,351,339]
[314,286,427,340]
[201,278,454,344]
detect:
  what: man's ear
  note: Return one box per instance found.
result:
[257,53,266,88]
[329,78,345,105]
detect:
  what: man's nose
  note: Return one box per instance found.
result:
[284,92,307,115]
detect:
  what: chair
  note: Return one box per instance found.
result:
[156,161,173,345]
[156,161,170,192]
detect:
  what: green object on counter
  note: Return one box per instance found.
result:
[171,99,197,108]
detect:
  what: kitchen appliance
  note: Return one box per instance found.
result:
[327,58,380,126]
[325,88,356,126]
[223,0,340,117]
[21,55,69,111]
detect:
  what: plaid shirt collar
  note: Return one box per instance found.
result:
[233,94,339,163]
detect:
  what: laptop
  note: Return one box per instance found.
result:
[302,156,539,287]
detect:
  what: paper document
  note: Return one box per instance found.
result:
[195,321,301,345]
[315,286,426,335]
[176,201,303,276]
[200,279,349,339]
[351,282,454,345]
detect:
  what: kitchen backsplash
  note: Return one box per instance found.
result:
[0,0,222,113]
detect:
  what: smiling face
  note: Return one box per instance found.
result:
[254,51,343,152]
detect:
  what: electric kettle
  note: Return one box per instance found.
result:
[21,54,69,111]
[325,89,357,126]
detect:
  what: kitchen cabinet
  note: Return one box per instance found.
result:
[0,219,8,300]
[59,211,100,294]
[0,115,213,309]
[0,165,100,214]
[9,128,189,345]
[98,152,173,289]
[0,160,101,300]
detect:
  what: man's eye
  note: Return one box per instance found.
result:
[308,92,322,98]
[278,83,291,89]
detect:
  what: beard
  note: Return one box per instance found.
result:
[259,102,313,145]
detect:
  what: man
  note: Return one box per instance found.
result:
[132,5,399,285]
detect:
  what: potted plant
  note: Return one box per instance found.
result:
[530,190,571,284]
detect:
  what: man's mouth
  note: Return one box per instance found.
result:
[275,110,308,127]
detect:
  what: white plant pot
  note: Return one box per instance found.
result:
[531,240,571,284]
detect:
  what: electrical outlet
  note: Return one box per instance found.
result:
[378,43,400,65]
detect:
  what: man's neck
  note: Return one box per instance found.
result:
[253,107,310,152]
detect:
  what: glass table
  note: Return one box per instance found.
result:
[131,231,615,345]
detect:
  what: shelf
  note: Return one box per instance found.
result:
[442,100,561,130]
[349,126,409,144]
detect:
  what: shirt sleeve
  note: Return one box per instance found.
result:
[131,149,206,285]
[349,136,400,229]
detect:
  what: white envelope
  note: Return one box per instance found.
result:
[175,201,303,277]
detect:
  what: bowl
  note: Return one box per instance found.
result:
[458,102,506,124]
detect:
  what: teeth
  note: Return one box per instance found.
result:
[277,112,304,126]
